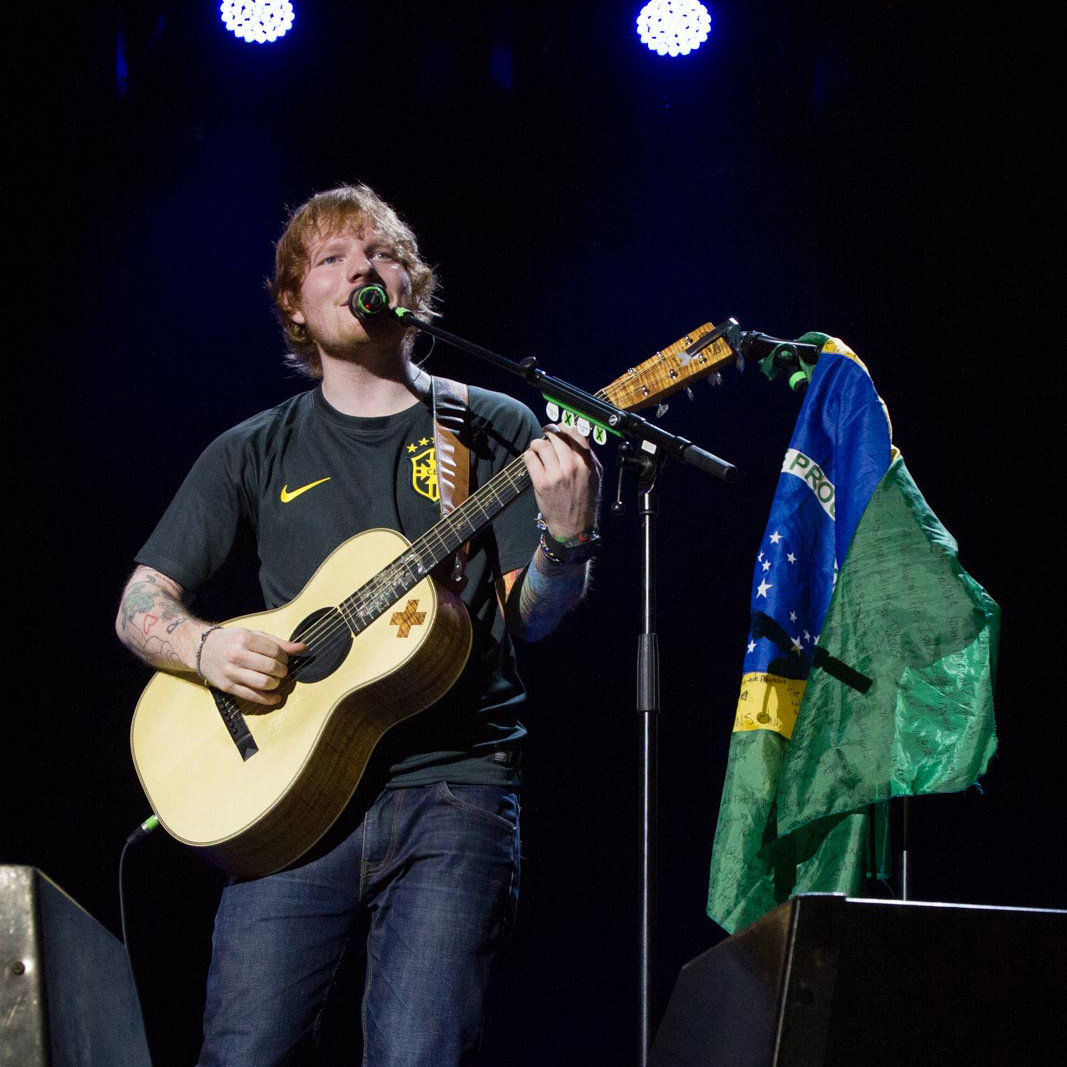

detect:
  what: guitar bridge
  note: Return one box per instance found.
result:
[211,689,259,761]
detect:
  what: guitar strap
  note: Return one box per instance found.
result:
[417,372,471,589]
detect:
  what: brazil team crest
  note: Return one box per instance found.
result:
[407,438,438,502]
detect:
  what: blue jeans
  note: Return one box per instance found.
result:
[197,782,521,1067]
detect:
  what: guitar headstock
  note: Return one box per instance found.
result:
[596,322,740,413]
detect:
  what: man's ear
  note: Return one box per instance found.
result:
[279,290,305,325]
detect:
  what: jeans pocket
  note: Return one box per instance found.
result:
[437,782,520,831]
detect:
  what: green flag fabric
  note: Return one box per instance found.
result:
[707,342,998,935]
[777,456,999,834]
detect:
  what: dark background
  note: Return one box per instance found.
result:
[9,2,1058,1064]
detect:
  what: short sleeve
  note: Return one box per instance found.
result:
[135,431,253,595]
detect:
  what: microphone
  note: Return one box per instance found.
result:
[347,284,392,322]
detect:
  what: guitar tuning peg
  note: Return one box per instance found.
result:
[685,387,695,402]
[656,403,669,418]
[708,372,723,388]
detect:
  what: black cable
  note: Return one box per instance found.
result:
[119,815,160,1052]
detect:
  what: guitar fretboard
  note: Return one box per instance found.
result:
[338,454,533,632]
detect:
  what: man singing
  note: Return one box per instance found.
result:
[116,184,601,1065]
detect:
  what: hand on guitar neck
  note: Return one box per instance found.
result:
[522,424,602,543]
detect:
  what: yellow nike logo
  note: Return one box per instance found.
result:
[280,477,331,503]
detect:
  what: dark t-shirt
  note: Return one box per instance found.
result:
[136,384,542,787]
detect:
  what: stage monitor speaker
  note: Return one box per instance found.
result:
[649,893,1065,1067]
[1,865,152,1067]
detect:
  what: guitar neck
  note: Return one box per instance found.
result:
[339,454,532,629]
[413,452,533,565]
[595,323,736,412]
[335,319,736,632]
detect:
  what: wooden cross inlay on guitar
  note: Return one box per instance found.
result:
[390,600,427,638]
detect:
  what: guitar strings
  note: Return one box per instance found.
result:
[216,456,533,716]
[298,459,528,649]
[293,457,530,655]
[214,343,726,719]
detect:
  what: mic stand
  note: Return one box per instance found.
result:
[394,306,739,1067]
[393,308,739,482]
[614,440,667,1065]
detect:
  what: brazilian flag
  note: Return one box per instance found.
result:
[707,336,999,934]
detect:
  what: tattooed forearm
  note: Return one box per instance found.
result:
[509,550,591,643]
[115,566,199,671]
[118,575,158,633]
[120,578,188,636]
[139,634,185,666]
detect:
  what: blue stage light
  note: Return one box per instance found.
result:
[636,0,712,57]
[220,1,295,44]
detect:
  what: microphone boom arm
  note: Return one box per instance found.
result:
[391,304,739,483]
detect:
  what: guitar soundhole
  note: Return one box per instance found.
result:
[288,607,352,684]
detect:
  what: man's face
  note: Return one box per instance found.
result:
[288,227,413,358]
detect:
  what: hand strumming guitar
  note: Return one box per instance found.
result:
[115,564,305,706]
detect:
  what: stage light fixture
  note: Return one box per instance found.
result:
[636,0,711,57]
[220,1,295,44]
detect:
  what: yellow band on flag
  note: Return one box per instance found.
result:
[733,673,806,739]
[823,337,894,441]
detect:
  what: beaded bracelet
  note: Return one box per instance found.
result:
[196,625,223,680]
[536,514,601,566]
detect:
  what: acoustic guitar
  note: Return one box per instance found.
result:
[130,323,737,877]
